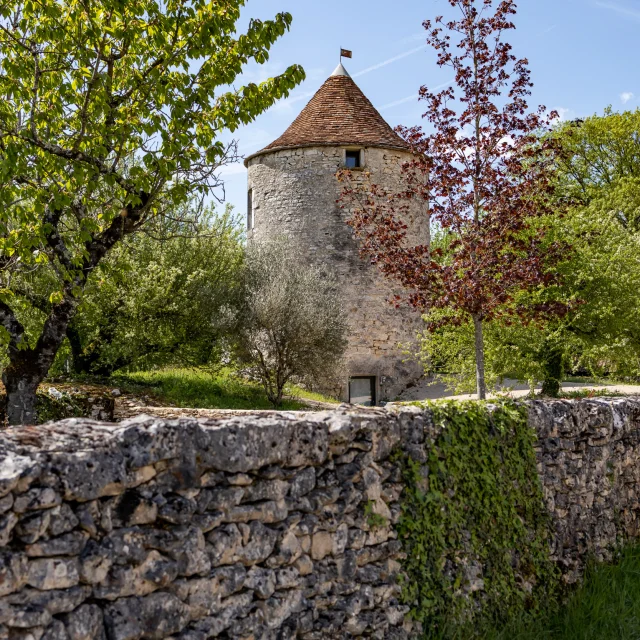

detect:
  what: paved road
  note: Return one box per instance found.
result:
[397,378,640,402]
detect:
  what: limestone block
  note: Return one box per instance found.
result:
[15,511,52,545]
[311,532,333,561]
[245,566,276,599]
[0,600,51,628]
[47,449,128,502]
[47,505,79,538]
[25,532,89,558]
[111,491,158,528]
[73,503,99,538]
[14,489,61,515]
[0,454,36,498]
[289,469,316,499]
[265,530,302,568]
[0,514,18,547]
[258,589,304,630]
[0,496,13,517]
[169,564,246,619]
[197,487,244,513]
[78,540,113,585]
[157,495,196,525]
[62,604,106,640]
[0,553,28,596]
[224,500,288,525]
[41,621,69,640]
[92,551,178,600]
[103,593,189,640]
[5,586,91,616]
[242,479,289,503]
[141,527,210,577]
[26,558,79,591]
[189,592,253,638]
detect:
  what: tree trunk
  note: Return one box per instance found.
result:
[541,342,563,398]
[2,299,78,425]
[66,323,93,375]
[2,363,43,426]
[472,314,487,400]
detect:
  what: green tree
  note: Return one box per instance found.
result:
[0,0,304,423]
[232,240,348,409]
[422,109,640,395]
[64,206,243,375]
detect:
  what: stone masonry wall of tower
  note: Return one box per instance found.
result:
[246,145,426,403]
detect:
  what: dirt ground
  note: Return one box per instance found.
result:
[26,381,338,422]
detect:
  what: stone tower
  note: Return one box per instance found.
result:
[245,62,426,404]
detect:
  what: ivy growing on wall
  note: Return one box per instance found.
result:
[396,401,559,637]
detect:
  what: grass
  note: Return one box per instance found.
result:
[485,546,640,640]
[562,375,604,385]
[558,388,626,400]
[110,367,339,411]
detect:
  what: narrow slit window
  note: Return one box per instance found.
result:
[247,189,253,230]
[345,150,361,168]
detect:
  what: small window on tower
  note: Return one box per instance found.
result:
[345,150,361,168]
[247,189,253,230]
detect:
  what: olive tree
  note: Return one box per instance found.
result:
[232,241,348,408]
[0,0,304,423]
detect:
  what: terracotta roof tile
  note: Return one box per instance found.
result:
[247,70,409,162]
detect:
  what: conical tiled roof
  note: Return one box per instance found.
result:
[246,64,409,163]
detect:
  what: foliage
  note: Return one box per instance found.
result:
[230,240,348,408]
[556,107,640,210]
[364,500,388,530]
[0,386,104,424]
[32,389,88,423]
[420,110,640,395]
[113,367,338,411]
[0,0,304,423]
[418,308,500,395]
[540,110,640,385]
[340,0,566,399]
[62,206,244,375]
[396,401,557,636]
[489,545,640,640]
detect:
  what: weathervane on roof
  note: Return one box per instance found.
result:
[340,48,352,62]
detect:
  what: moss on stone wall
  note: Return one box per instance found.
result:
[396,400,559,637]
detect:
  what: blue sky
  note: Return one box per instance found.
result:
[217,0,639,219]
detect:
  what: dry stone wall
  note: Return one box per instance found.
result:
[0,410,414,640]
[0,398,638,639]
[530,397,640,583]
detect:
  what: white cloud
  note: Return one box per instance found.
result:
[594,1,640,21]
[217,162,247,179]
[239,61,286,86]
[379,80,454,111]
[398,32,426,45]
[621,91,635,104]
[353,45,425,78]
[553,107,574,122]
[272,89,316,113]
[379,95,417,111]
